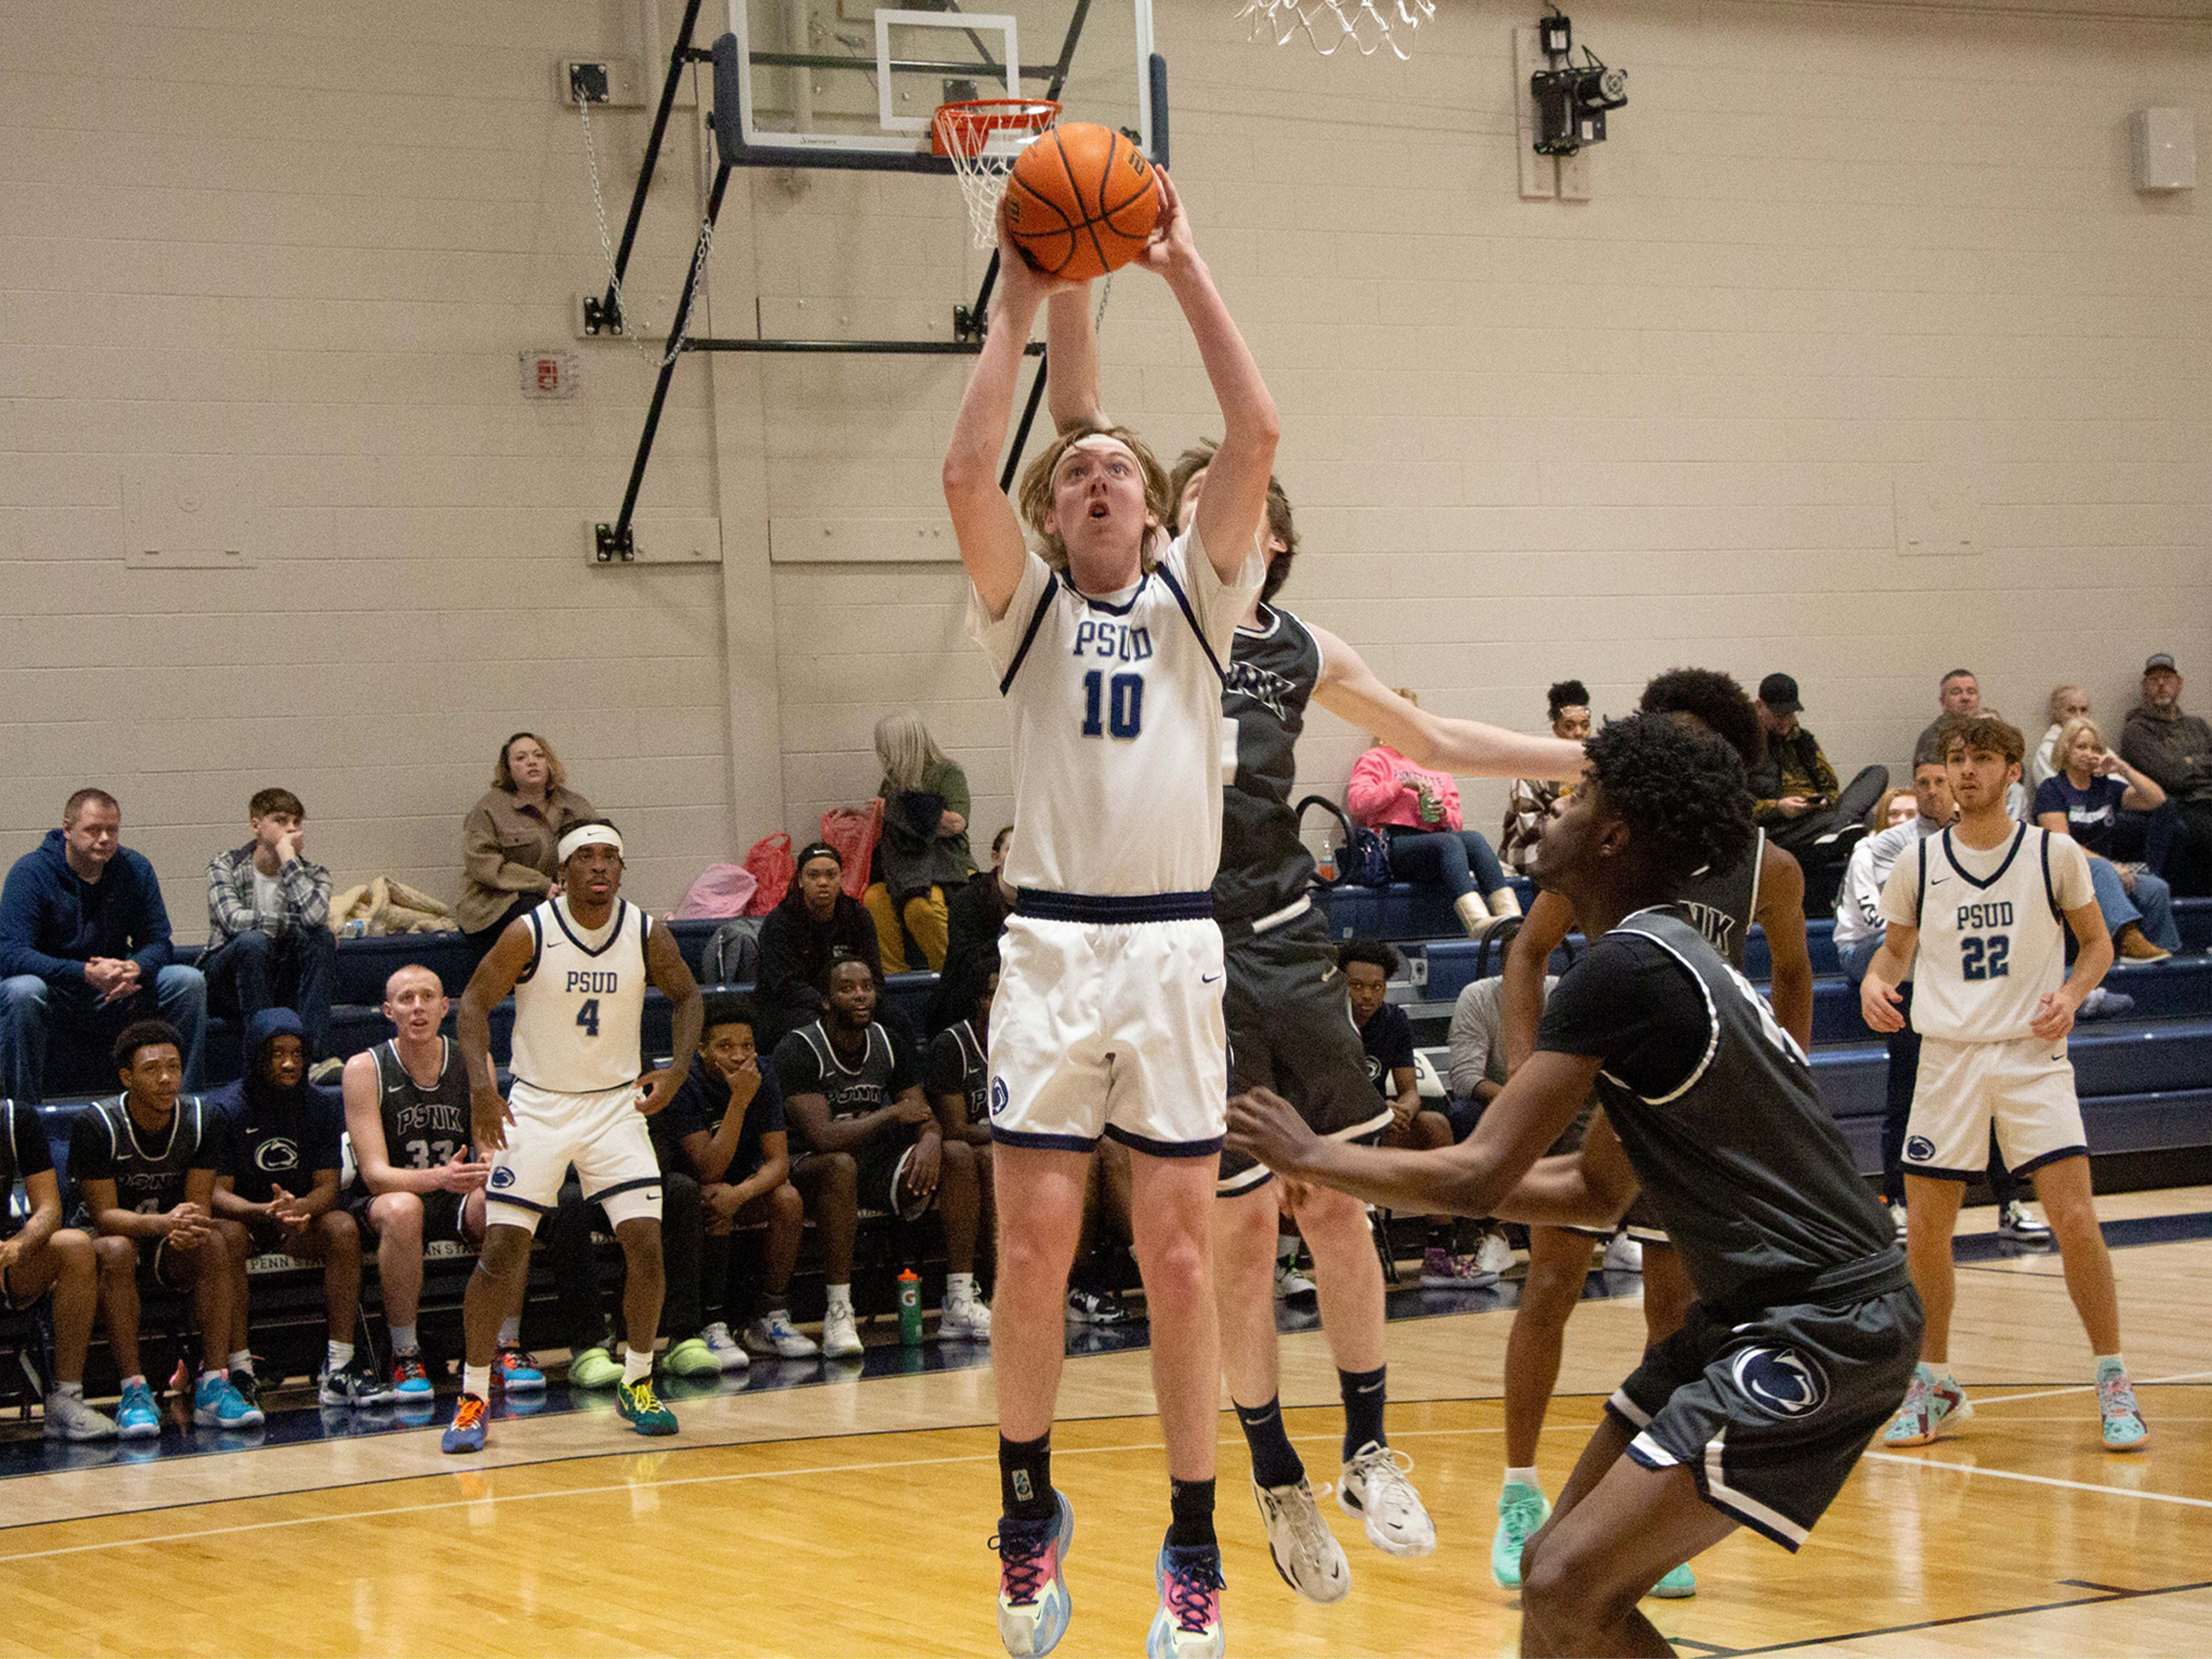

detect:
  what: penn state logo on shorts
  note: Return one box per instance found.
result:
[990,1077,1009,1121]
[489,1166,516,1190]
[1728,1346,1830,1418]
[1906,1135,1936,1163]
[253,1138,300,1174]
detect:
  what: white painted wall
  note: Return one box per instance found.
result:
[3,1,2206,935]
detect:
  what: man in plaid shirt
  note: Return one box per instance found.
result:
[1500,681,1591,882]
[204,788,337,1073]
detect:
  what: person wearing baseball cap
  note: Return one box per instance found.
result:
[754,839,885,1053]
[1748,673,1888,910]
[2123,653,2212,895]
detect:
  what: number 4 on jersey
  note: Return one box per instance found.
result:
[576,997,601,1039]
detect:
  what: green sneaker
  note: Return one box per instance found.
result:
[1490,1479,1551,1588]
[1649,1562,1696,1598]
[2098,1360,2148,1451]
[616,1377,678,1436]
[662,1337,723,1379]
[568,1346,622,1389]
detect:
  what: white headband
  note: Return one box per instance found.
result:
[558,823,624,864]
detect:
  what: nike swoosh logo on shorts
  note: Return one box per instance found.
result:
[1202,972,1222,983]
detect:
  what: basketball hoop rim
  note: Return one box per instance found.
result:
[931,98,1063,159]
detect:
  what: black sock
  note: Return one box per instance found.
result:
[999,1432,1054,1524]
[1340,1364,1387,1464]
[1233,1395,1305,1489]
[1168,1477,1218,1551]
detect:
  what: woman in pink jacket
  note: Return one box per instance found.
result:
[1347,689,1524,940]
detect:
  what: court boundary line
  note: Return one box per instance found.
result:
[1860,1449,2212,1509]
[1724,1574,2212,1655]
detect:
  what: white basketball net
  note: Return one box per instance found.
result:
[1239,0,1434,60]
[935,100,1061,251]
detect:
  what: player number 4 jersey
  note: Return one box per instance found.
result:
[510,897,651,1094]
[970,527,1263,898]
[1878,824,2093,1043]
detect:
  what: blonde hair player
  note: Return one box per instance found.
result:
[944,168,1275,1659]
[1860,716,2148,1453]
[448,821,703,1454]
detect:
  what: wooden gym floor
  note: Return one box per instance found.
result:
[0,1189,2206,1657]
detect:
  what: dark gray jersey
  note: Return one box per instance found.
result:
[1214,605,1323,923]
[362,1039,471,1190]
[1673,827,1764,971]
[1539,908,1897,1306]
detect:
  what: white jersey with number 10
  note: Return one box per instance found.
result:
[510,896,649,1094]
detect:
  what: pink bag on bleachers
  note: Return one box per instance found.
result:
[819,802,884,901]
[669,863,759,920]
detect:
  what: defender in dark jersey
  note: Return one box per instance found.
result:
[340,965,494,1402]
[0,1096,122,1440]
[1231,715,1921,1658]
[1491,667,1817,1593]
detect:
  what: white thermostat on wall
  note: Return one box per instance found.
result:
[520,348,582,399]
[2131,108,2195,192]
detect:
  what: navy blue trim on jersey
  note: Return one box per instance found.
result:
[1016,888,1214,924]
[1915,836,1927,921]
[1153,560,1225,684]
[2037,830,2063,922]
[1942,824,2026,891]
[1067,570,1152,617]
[485,1190,557,1215]
[516,910,544,984]
[547,897,630,959]
[1103,1124,1226,1159]
[2012,1143,2089,1178]
[583,1175,663,1204]
[997,572,1061,696]
[1899,1158,1994,1183]
[991,1126,1102,1153]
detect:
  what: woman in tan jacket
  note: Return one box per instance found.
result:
[459,732,594,964]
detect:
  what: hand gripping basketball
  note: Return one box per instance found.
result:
[1002,122,1167,281]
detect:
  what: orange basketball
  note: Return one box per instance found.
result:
[1004,122,1162,282]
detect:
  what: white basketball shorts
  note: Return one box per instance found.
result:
[484,1079,664,1234]
[988,910,1229,1159]
[1903,1035,2088,1182]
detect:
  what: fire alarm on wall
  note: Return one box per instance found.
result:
[520,349,582,400]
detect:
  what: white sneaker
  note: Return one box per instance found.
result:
[821,1301,865,1359]
[43,1390,119,1441]
[1252,1477,1350,1603]
[1273,1260,1317,1300]
[700,1322,751,1372]
[1476,1233,1516,1277]
[742,1311,818,1359]
[1603,1232,1643,1273]
[1888,1202,1908,1238]
[940,1287,994,1341]
[1337,1441,1436,1557]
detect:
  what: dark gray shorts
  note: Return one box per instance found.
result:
[1218,907,1394,1197]
[1608,1282,1924,1551]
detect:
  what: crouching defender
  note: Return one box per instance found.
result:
[1229,714,1922,1657]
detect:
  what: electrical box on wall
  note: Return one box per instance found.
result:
[2131,108,2195,192]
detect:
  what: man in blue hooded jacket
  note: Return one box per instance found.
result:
[209,1007,390,1408]
[0,789,206,1104]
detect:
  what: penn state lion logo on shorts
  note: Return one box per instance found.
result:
[1729,1347,1831,1419]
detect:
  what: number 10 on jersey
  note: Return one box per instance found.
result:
[1081,670,1144,740]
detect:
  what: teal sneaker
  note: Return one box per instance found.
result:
[115,1378,161,1441]
[662,1336,724,1379]
[1883,1362,1970,1447]
[193,1371,265,1430]
[616,1377,678,1436]
[2098,1361,2148,1451]
[1490,1479,1550,1588]
[1649,1561,1696,1598]
[569,1345,622,1388]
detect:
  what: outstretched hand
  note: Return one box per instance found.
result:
[994,196,1089,314]
[1133,166,1196,279]
[1226,1087,1320,1176]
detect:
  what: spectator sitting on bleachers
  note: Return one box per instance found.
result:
[339,965,492,1404]
[774,956,988,1359]
[663,994,810,1363]
[71,1020,262,1431]
[2036,716,2179,960]
[863,712,977,974]
[2032,685,2091,789]
[1346,941,1490,1288]
[457,733,594,967]
[757,842,884,1054]
[929,824,1016,1032]
[927,955,998,1276]
[1,790,206,1106]
[2122,653,2212,898]
[207,1007,384,1409]
[1748,673,1885,906]
[1915,670,2031,821]
[1,1096,123,1441]
[202,788,337,1080]
[1347,691,1524,942]
[1500,681,1590,884]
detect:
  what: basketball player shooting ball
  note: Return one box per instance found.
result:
[1229,714,1924,1658]
[944,168,1273,1659]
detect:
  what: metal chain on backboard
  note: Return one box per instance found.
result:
[1238,0,1434,60]
[577,95,712,369]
